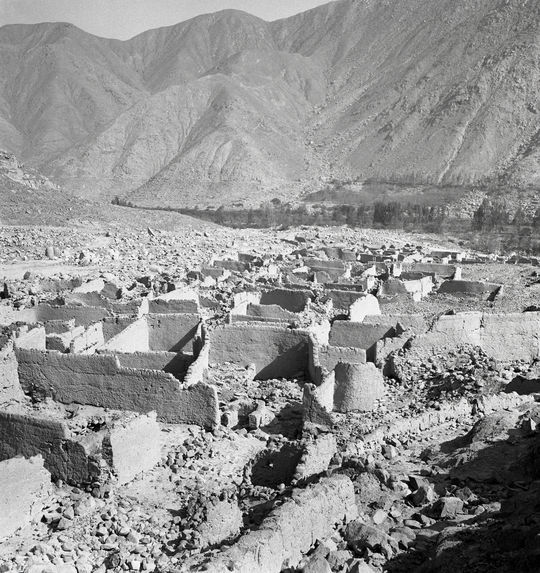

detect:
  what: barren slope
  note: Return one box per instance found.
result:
[1,0,539,207]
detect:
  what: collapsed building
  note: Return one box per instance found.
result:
[0,238,539,572]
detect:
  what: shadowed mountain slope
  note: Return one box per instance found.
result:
[1,0,539,207]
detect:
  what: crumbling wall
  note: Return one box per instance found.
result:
[303,372,335,427]
[0,411,98,484]
[294,434,337,482]
[102,317,149,352]
[65,291,111,308]
[349,294,381,322]
[479,313,540,361]
[259,288,313,313]
[0,340,23,404]
[410,312,540,362]
[184,339,209,387]
[231,303,296,324]
[405,263,456,278]
[148,289,200,314]
[114,351,194,379]
[110,299,146,316]
[231,291,261,315]
[147,313,200,352]
[36,304,110,326]
[47,325,85,353]
[197,475,357,573]
[106,412,162,484]
[328,289,369,310]
[209,324,311,380]
[315,344,367,372]
[0,306,37,326]
[329,320,396,362]
[0,455,51,540]
[14,326,46,350]
[102,316,137,343]
[438,280,501,297]
[15,349,218,427]
[70,322,104,354]
[363,314,428,334]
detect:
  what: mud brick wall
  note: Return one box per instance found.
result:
[15,349,218,427]
[209,324,311,380]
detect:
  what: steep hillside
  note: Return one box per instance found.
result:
[1,0,539,207]
[276,0,540,188]
[0,150,216,230]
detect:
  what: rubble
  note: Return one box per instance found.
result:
[0,224,539,572]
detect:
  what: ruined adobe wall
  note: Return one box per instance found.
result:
[36,305,110,326]
[102,317,149,352]
[0,412,98,484]
[102,316,138,343]
[0,307,38,326]
[147,313,200,352]
[110,300,146,316]
[197,475,357,573]
[403,276,434,299]
[105,412,162,485]
[317,345,367,371]
[147,292,199,314]
[14,326,46,350]
[70,322,104,354]
[404,263,456,277]
[15,349,218,427]
[231,291,261,315]
[303,372,335,427]
[328,289,369,310]
[479,312,539,360]
[329,321,396,362]
[114,351,194,379]
[438,280,501,296]
[46,325,85,353]
[0,409,165,486]
[349,294,381,322]
[231,303,296,323]
[411,312,540,362]
[259,288,313,312]
[64,291,111,308]
[309,334,367,384]
[0,455,51,540]
[184,337,210,387]
[363,314,428,334]
[293,435,337,482]
[209,324,311,380]
[0,340,23,404]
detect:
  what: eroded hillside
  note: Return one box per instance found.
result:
[1,0,539,206]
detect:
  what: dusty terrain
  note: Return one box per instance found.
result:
[0,220,538,573]
[1,0,540,207]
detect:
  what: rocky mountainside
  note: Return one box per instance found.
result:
[0,149,58,191]
[0,150,217,230]
[1,0,539,207]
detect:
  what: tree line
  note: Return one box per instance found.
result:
[111,195,539,254]
[171,200,448,231]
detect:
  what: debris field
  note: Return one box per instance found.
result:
[0,225,539,573]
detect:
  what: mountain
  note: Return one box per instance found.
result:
[1,0,539,208]
[0,149,217,230]
[0,149,58,191]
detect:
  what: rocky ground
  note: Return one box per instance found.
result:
[0,222,539,573]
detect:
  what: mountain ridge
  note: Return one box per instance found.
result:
[1,0,539,208]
